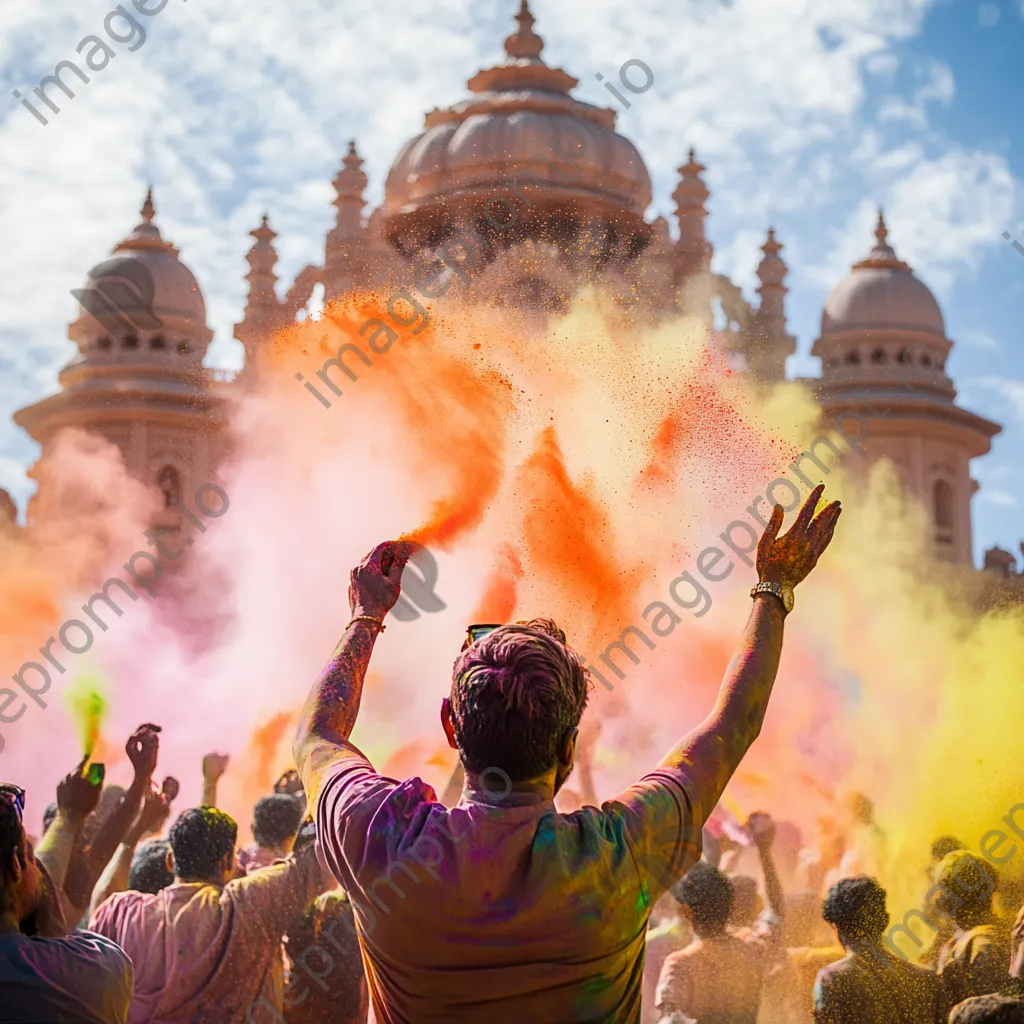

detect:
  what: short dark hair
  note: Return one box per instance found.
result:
[822,876,889,942]
[129,839,174,894]
[935,851,996,920]
[673,861,734,936]
[449,619,589,782]
[168,807,237,881]
[252,794,303,848]
[932,835,964,862]
[949,995,1024,1024]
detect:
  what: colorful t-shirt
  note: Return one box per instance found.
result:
[315,741,710,1023]
[0,929,132,1024]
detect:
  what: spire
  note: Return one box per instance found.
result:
[505,0,544,62]
[332,140,369,222]
[756,227,788,324]
[235,213,283,359]
[751,226,795,381]
[115,186,177,254]
[854,207,910,271]
[323,140,369,297]
[672,147,711,271]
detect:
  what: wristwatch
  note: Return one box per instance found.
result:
[750,581,794,615]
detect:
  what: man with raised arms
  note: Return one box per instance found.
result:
[295,484,841,1023]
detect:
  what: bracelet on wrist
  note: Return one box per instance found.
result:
[348,614,386,632]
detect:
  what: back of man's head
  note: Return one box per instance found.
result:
[949,995,1024,1023]
[673,861,734,937]
[932,835,965,862]
[449,619,588,782]
[169,807,237,882]
[129,839,174,894]
[935,851,996,926]
[822,876,889,946]
[730,875,761,927]
[252,793,303,849]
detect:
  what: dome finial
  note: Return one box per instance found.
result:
[875,208,888,248]
[141,186,155,224]
[854,206,908,271]
[505,0,544,62]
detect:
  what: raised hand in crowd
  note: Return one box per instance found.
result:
[746,811,786,921]
[88,778,177,917]
[63,723,163,914]
[34,757,103,893]
[203,752,230,808]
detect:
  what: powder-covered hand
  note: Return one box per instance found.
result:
[349,540,418,621]
[756,483,841,588]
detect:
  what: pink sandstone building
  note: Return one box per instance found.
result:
[8,1,1021,583]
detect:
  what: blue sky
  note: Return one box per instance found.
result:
[0,0,1021,563]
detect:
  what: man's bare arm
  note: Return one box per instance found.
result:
[667,485,841,812]
[294,541,415,808]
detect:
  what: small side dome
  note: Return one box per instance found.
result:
[821,212,945,337]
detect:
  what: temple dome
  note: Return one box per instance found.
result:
[821,212,945,337]
[383,2,652,241]
[71,189,212,355]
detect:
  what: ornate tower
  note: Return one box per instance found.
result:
[748,227,796,381]
[15,190,229,516]
[811,211,1000,562]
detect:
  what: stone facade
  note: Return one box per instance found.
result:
[9,1,1014,574]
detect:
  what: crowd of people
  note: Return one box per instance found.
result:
[2,486,1023,1022]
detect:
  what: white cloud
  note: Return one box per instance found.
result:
[958,329,1001,351]
[0,0,1020,517]
[968,377,1024,426]
[978,2,1002,26]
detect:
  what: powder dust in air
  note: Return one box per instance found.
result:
[1,285,1022,931]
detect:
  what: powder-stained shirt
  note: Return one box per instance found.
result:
[812,948,940,1023]
[0,929,132,1024]
[937,923,1012,1017]
[654,911,781,1024]
[315,741,710,1024]
[88,846,330,1024]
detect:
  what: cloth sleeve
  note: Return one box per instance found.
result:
[227,844,332,937]
[654,950,693,1018]
[607,764,710,897]
[314,742,423,891]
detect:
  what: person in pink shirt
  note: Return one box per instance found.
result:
[294,486,841,1022]
[89,805,331,1023]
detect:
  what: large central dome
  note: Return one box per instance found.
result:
[382,1,652,255]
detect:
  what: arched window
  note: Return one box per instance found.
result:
[920,353,932,367]
[845,350,860,365]
[934,479,954,533]
[98,336,113,350]
[897,348,911,364]
[157,465,181,509]
[871,348,887,364]
[177,340,191,355]
[151,335,166,350]
[124,334,139,349]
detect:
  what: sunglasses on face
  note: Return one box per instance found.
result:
[462,623,501,650]
[0,784,25,822]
